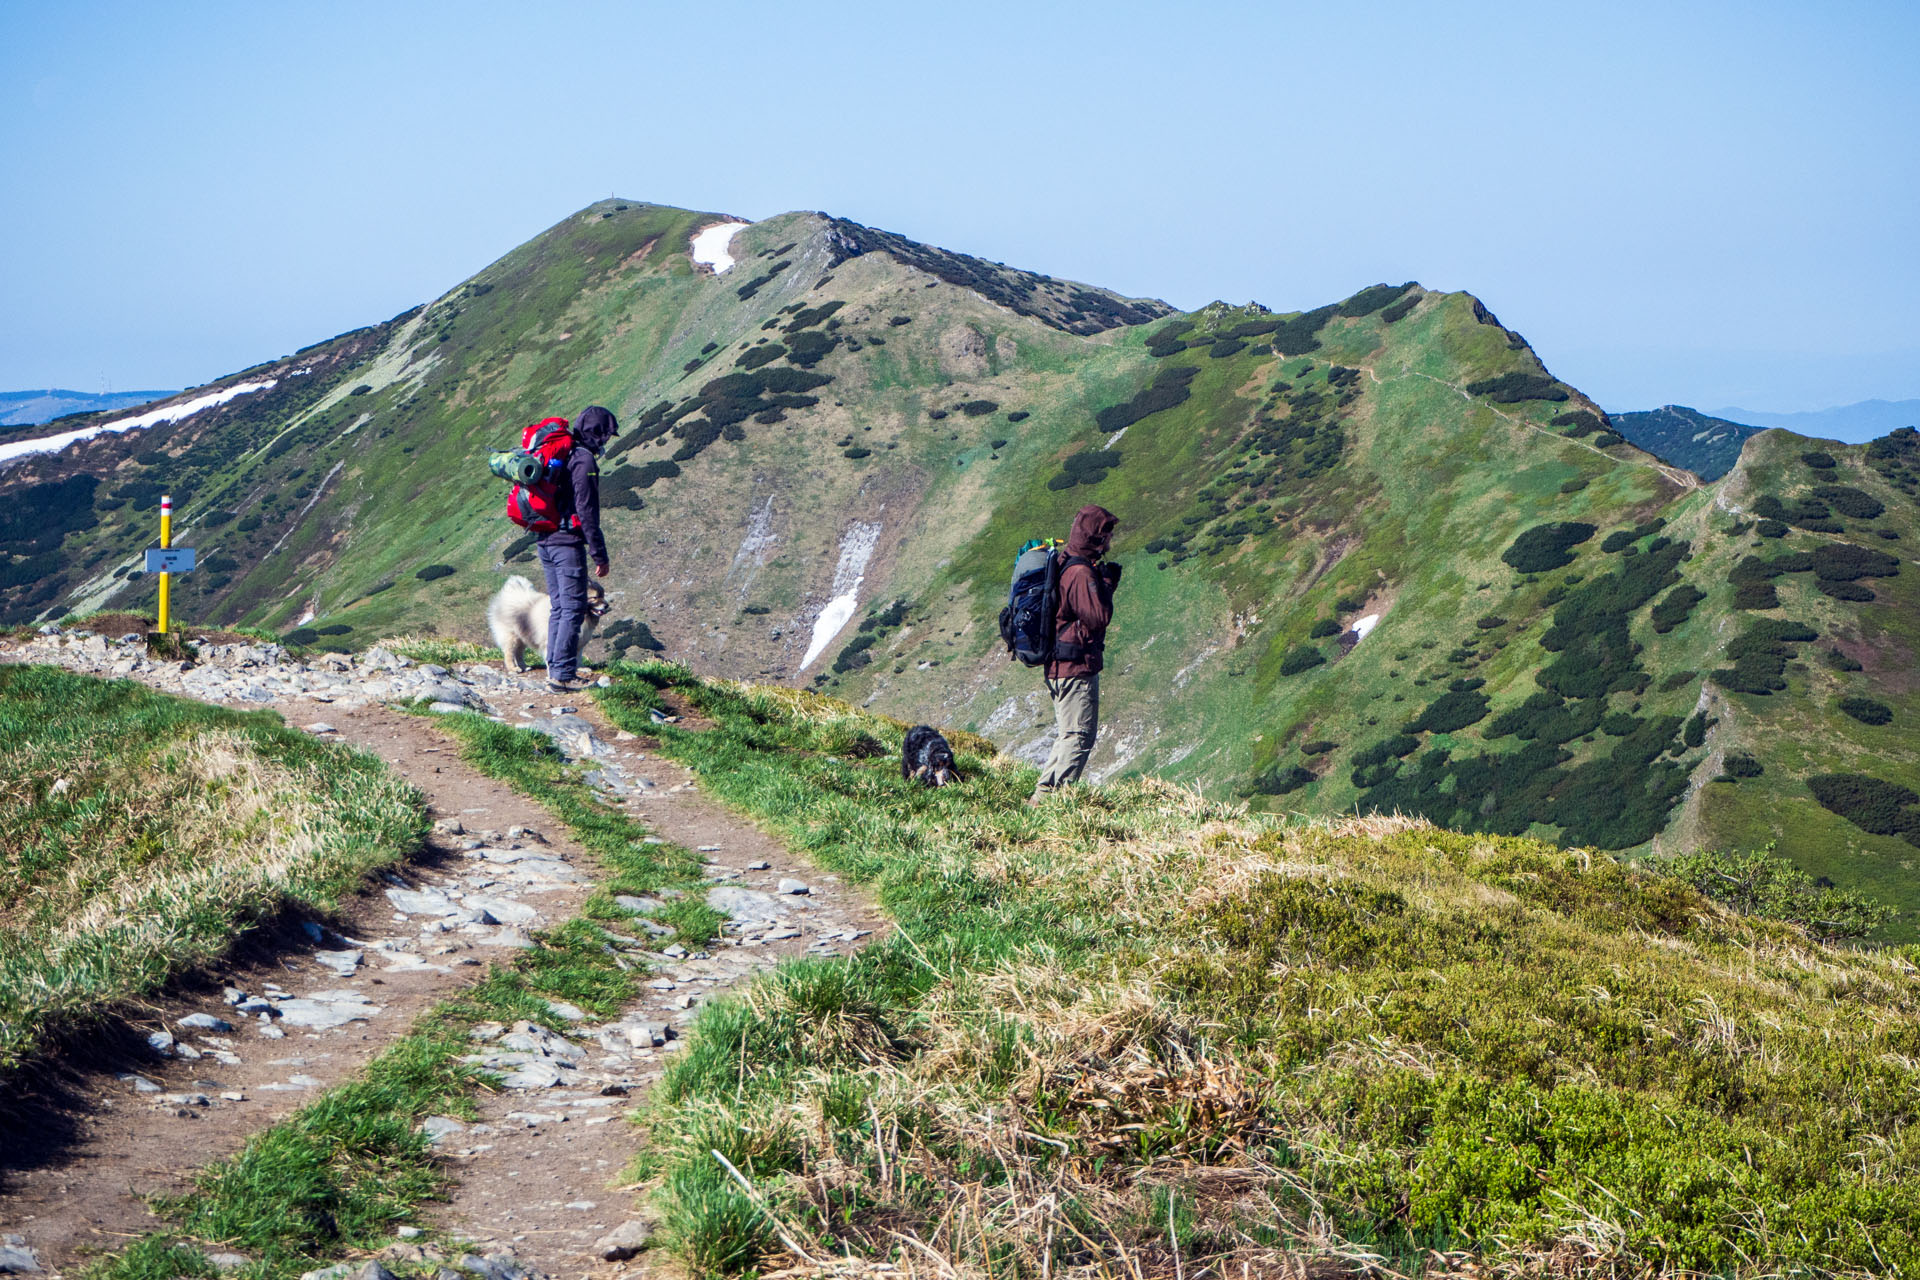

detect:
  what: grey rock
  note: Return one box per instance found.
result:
[0,1246,44,1275]
[119,1073,162,1093]
[418,1115,467,1143]
[613,894,665,915]
[299,1266,357,1280]
[146,1029,177,1056]
[434,818,466,835]
[777,877,811,895]
[177,1012,235,1032]
[313,949,363,976]
[304,722,337,734]
[419,680,473,706]
[428,701,465,715]
[275,997,378,1030]
[386,887,462,916]
[465,895,538,926]
[595,1219,652,1261]
[206,1253,250,1272]
[705,885,782,922]
[498,1061,566,1089]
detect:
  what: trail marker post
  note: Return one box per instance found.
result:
[144,495,195,634]
[158,495,171,634]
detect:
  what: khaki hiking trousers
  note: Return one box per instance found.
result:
[1034,674,1099,795]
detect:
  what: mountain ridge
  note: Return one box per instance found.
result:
[1610,403,1767,481]
[3,197,1916,935]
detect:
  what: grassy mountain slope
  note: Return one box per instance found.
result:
[608,662,1920,1277]
[6,199,1920,933]
[1612,403,1768,480]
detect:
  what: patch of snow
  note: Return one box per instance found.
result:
[0,379,275,467]
[1172,645,1219,690]
[691,222,752,274]
[1348,613,1380,641]
[1105,426,1128,448]
[295,608,316,626]
[981,693,1038,738]
[727,495,779,595]
[798,521,881,671]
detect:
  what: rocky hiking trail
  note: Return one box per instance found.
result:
[0,629,888,1280]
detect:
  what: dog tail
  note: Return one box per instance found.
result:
[498,574,538,604]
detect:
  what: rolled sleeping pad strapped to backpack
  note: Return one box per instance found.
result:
[999,538,1063,666]
[489,450,546,485]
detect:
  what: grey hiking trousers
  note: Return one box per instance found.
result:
[1034,674,1099,795]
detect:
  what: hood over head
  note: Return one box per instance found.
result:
[1065,504,1118,559]
[575,404,620,452]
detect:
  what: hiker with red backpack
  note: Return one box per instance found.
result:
[491,405,619,692]
[998,504,1121,804]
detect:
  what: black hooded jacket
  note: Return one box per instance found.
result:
[538,405,618,565]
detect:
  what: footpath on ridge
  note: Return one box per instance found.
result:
[0,626,889,1280]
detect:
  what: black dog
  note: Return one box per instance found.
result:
[901,725,960,787]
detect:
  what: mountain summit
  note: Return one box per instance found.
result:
[4,199,1917,934]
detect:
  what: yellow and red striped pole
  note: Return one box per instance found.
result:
[157,494,172,635]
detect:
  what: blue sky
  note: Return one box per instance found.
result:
[4,1,1916,415]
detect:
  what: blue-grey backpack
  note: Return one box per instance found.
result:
[999,538,1068,665]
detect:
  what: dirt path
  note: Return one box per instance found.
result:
[0,637,886,1280]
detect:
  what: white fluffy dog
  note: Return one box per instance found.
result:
[488,574,607,674]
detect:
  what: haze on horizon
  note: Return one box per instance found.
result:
[3,0,1915,420]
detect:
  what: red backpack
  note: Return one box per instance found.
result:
[489,417,577,533]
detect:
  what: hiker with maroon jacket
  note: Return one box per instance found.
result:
[1031,504,1121,803]
[538,405,618,693]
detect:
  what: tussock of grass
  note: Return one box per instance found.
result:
[603,660,1920,1279]
[0,666,425,1071]
[377,635,505,666]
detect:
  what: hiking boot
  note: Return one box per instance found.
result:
[1025,790,1053,807]
[547,677,590,694]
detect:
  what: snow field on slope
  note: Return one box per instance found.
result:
[799,522,882,671]
[0,380,277,466]
[690,222,752,274]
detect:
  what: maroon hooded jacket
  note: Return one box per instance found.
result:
[1046,504,1118,679]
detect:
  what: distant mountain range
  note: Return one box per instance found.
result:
[1609,406,1767,481]
[1708,399,1920,445]
[0,388,175,428]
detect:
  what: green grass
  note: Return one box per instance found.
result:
[601,660,1920,1279]
[0,665,425,1071]
[81,712,707,1280]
